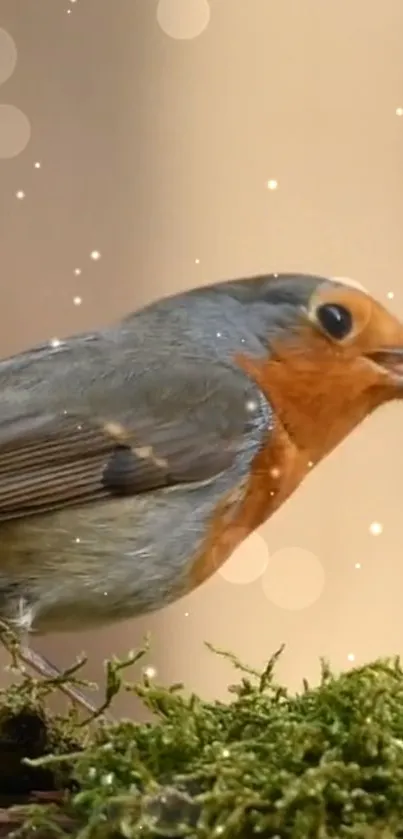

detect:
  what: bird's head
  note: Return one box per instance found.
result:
[228,274,403,460]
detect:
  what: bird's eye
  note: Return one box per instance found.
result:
[315,303,353,341]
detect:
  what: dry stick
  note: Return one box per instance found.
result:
[0,807,76,838]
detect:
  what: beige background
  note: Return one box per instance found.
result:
[0,0,403,716]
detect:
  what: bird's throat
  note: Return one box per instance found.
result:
[236,351,383,464]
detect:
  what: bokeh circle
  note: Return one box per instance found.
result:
[0,105,31,158]
[157,0,211,40]
[218,531,269,585]
[261,547,325,610]
[0,29,17,85]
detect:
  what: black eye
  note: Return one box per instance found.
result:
[315,303,353,340]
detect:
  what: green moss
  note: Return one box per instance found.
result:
[2,634,403,838]
[0,625,86,807]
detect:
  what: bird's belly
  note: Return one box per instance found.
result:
[0,480,247,634]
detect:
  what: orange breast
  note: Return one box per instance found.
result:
[188,416,309,591]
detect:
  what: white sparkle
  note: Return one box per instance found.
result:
[369,521,383,536]
[75,537,81,544]
[246,399,258,412]
[221,749,230,758]
[308,460,314,468]
[73,296,82,306]
[396,107,403,116]
[270,466,281,479]
[90,250,101,261]
[16,190,25,200]
[216,332,222,338]
[267,179,278,190]
[103,591,108,596]
[387,291,394,299]
[355,562,361,570]
[184,611,189,617]
[74,268,82,276]
[16,598,34,632]
[347,653,355,662]
[34,161,41,169]
[66,8,72,13]
[50,338,61,348]
[143,665,157,679]
[195,258,200,264]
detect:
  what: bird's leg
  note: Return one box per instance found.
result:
[15,644,104,717]
[0,605,112,720]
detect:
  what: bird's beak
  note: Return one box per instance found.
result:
[365,347,403,383]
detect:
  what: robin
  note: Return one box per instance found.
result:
[0,272,402,712]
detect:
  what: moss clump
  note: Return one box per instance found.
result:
[0,632,86,809]
[2,639,403,838]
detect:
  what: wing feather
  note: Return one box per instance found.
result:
[0,360,271,522]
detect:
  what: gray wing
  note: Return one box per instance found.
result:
[0,357,272,523]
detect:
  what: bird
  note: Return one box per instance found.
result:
[0,271,402,713]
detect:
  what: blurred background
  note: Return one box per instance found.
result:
[0,0,403,717]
